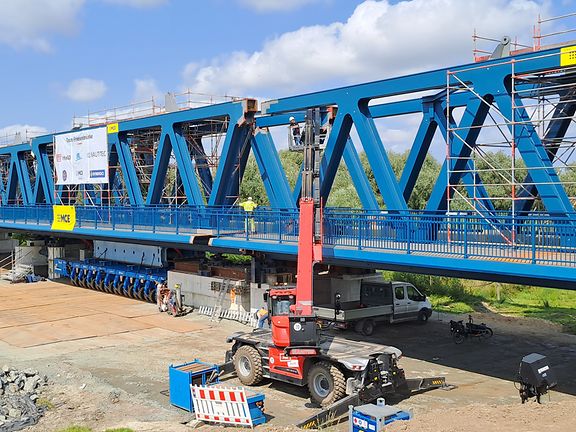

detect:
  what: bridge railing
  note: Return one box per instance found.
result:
[322,210,576,266]
[0,205,575,267]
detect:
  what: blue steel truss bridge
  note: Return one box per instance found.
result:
[2,38,576,289]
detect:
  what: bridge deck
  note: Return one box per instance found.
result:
[1,206,575,288]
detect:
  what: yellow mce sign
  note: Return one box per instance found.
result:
[560,45,576,67]
[107,122,119,134]
[52,205,76,231]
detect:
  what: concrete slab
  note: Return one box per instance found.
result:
[0,280,208,349]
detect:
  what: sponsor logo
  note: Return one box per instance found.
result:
[55,153,62,162]
[76,152,82,161]
[62,170,67,181]
[90,170,106,178]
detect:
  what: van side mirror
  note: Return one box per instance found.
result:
[263,292,269,302]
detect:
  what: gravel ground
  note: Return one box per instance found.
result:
[0,280,574,431]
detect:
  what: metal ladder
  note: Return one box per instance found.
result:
[210,279,230,321]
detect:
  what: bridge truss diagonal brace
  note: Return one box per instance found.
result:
[108,133,144,206]
[146,126,205,206]
[496,90,575,218]
[433,101,497,214]
[352,104,408,212]
[426,96,491,212]
[251,129,295,209]
[342,138,380,210]
[208,124,252,207]
[189,137,213,199]
[0,147,34,205]
[318,111,354,205]
[31,137,54,205]
[515,94,576,215]
[399,108,437,202]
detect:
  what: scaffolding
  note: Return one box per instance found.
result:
[54,91,247,207]
[446,47,576,223]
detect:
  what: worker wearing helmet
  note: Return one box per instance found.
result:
[289,116,301,148]
[239,197,258,233]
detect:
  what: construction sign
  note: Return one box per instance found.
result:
[51,205,76,231]
[53,127,109,185]
[560,45,576,66]
[191,385,253,427]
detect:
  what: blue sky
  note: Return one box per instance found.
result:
[0,0,574,147]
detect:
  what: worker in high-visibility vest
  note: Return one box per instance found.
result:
[239,197,258,233]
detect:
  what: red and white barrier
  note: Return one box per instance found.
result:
[191,385,253,427]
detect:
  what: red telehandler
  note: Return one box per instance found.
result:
[224,109,447,426]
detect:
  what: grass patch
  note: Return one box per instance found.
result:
[383,271,576,334]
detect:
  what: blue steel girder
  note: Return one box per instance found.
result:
[189,137,213,199]
[24,99,257,207]
[251,128,294,208]
[398,109,436,201]
[516,92,576,214]
[495,86,575,217]
[432,100,497,214]
[342,138,380,210]
[31,135,55,204]
[208,121,252,206]
[0,145,34,205]
[108,132,144,206]
[262,44,572,214]
[148,125,205,205]
[426,97,491,212]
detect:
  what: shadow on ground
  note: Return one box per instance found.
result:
[326,311,576,397]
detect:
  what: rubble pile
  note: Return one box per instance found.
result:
[0,366,47,432]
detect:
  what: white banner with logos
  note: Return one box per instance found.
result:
[54,127,109,185]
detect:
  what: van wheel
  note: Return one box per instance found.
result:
[307,361,346,406]
[362,319,375,336]
[234,345,263,385]
[354,319,375,336]
[418,310,430,324]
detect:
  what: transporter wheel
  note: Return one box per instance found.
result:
[233,345,264,386]
[481,327,494,339]
[135,286,145,300]
[307,361,346,407]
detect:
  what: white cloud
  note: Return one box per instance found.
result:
[0,124,47,145]
[0,0,84,52]
[183,0,546,97]
[238,0,325,12]
[101,0,168,7]
[133,78,163,102]
[65,78,108,102]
